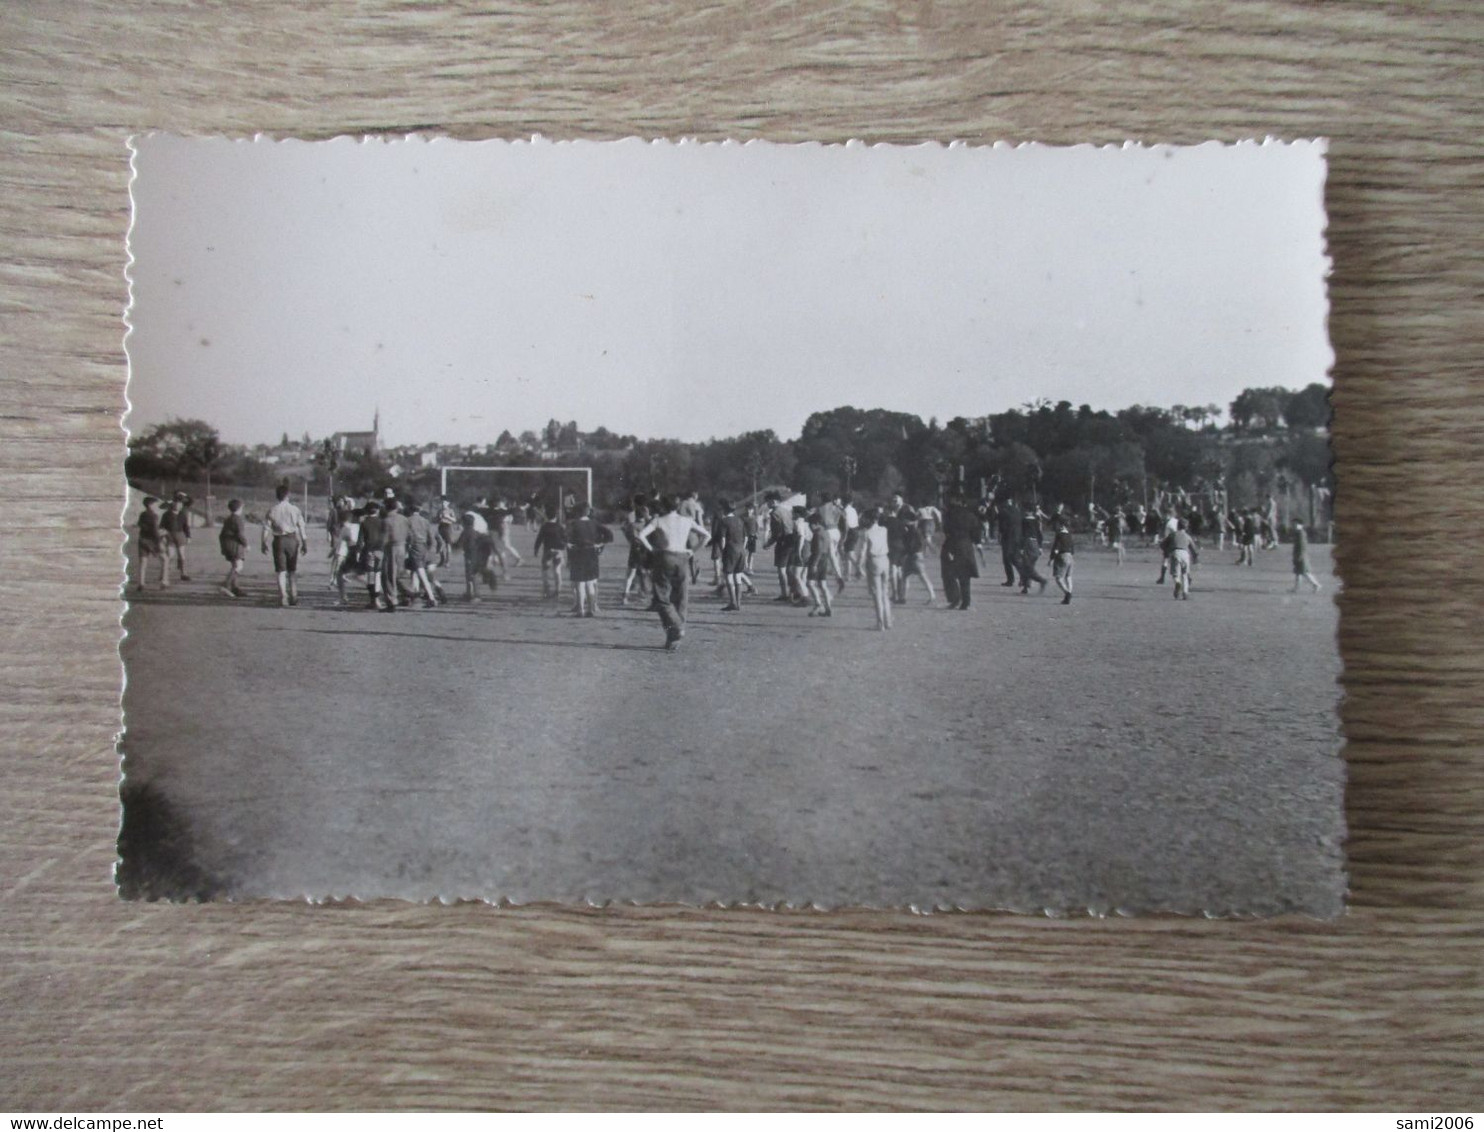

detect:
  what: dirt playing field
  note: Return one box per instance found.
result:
[118,524,1345,914]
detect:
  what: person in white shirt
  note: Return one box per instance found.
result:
[840,495,863,582]
[817,493,845,590]
[1157,509,1181,585]
[915,503,943,553]
[635,494,712,651]
[676,490,706,583]
[859,508,893,630]
[331,507,362,606]
[762,491,794,602]
[260,482,310,608]
[434,496,459,569]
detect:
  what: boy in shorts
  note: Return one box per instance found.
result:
[330,503,363,606]
[161,492,192,580]
[357,502,389,610]
[405,499,440,608]
[804,510,835,617]
[742,503,760,576]
[454,510,493,601]
[217,498,248,598]
[261,481,309,608]
[434,496,458,569]
[898,514,936,604]
[1164,518,1198,600]
[133,495,168,591]
[534,511,568,600]
[789,505,812,607]
[1049,516,1075,605]
[715,499,749,612]
[620,497,653,607]
[1291,522,1322,593]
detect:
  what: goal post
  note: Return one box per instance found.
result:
[438,465,594,521]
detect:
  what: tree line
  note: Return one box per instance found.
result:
[127,383,1330,517]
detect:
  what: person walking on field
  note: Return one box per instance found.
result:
[161,492,193,581]
[1291,521,1322,593]
[482,497,516,576]
[1156,509,1180,584]
[708,508,726,588]
[939,491,981,610]
[405,500,441,608]
[619,496,653,607]
[635,494,712,651]
[715,498,749,612]
[677,489,706,584]
[261,481,310,608]
[742,503,760,576]
[1164,518,1198,600]
[881,494,912,604]
[804,510,835,618]
[329,502,362,606]
[451,509,493,601]
[915,502,942,554]
[357,501,389,610]
[381,496,413,607]
[435,496,459,570]
[133,495,169,591]
[534,509,568,600]
[564,502,613,617]
[788,505,813,607]
[763,492,797,603]
[1238,509,1258,567]
[217,497,249,598]
[497,498,524,573]
[996,496,1023,587]
[840,494,863,584]
[898,512,935,604]
[818,492,846,590]
[859,509,894,630]
[1019,499,1050,596]
[1049,516,1076,605]
[1108,507,1126,566]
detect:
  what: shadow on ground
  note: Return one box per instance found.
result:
[116,778,231,902]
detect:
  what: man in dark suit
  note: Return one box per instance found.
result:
[996,495,1023,587]
[940,492,982,610]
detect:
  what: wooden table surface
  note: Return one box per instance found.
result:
[2,1,1480,1111]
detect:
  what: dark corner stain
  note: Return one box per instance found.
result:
[115,779,231,902]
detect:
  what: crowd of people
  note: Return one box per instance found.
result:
[130,478,1325,648]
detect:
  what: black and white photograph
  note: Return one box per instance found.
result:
[119,135,1343,913]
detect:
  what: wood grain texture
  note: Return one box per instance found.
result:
[2,0,1481,1111]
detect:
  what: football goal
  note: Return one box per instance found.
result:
[438,466,594,521]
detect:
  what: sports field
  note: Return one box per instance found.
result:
[118,525,1345,913]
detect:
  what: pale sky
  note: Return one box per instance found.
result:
[125,136,1331,448]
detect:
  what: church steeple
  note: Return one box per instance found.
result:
[373,407,381,451]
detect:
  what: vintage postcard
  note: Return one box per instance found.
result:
[119,136,1344,913]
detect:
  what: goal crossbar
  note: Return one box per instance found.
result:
[438,465,593,511]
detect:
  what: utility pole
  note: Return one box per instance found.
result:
[743,447,765,506]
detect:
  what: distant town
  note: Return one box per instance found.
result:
[246,411,638,478]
